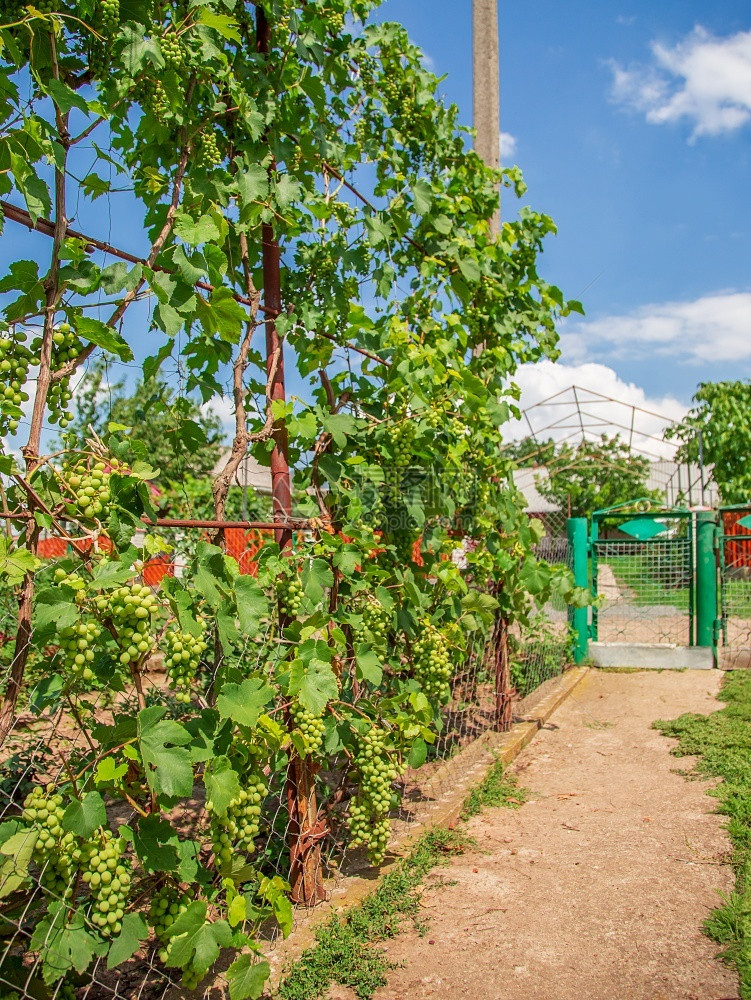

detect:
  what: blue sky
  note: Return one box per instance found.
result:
[3,1,751,449]
[377,0,751,427]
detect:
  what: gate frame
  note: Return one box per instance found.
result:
[717,504,751,659]
[589,498,695,647]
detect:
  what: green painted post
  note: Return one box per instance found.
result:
[695,510,718,656]
[567,517,589,663]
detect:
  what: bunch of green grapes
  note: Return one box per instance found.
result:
[57,619,101,683]
[197,131,222,167]
[31,323,82,427]
[0,328,33,435]
[22,785,77,899]
[412,624,452,704]
[94,583,158,666]
[207,764,267,866]
[276,575,303,617]
[164,627,208,704]
[290,701,325,757]
[388,418,416,469]
[160,30,185,69]
[80,831,131,938]
[348,727,402,864]
[65,458,116,521]
[352,597,390,648]
[149,884,192,962]
[98,0,119,33]
[136,78,170,123]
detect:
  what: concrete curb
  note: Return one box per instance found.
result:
[264,665,590,990]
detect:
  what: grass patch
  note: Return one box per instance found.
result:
[655,669,751,997]
[277,827,471,1000]
[603,554,689,609]
[461,757,527,819]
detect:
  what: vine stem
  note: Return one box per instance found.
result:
[0,39,69,745]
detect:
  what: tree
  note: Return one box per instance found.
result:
[539,435,662,517]
[668,381,751,505]
[503,436,556,467]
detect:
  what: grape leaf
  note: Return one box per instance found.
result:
[164,901,232,970]
[408,738,428,769]
[226,954,271,1000]
[133,814,181,873]
[31,902,107,983]
[0,827,37,899]
[216,678,274,730]
[355,646,383,686]
[107,913,148,970]
[288,658,338,716]
[301,558,334,605]
[233,576,268,635]
[204,756,240,818]
[63,791,106,838]
[137,706,193,799]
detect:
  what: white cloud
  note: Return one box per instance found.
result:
[561,291,751,364]
[610,26,751,137]
[507,360,688,459]
[500,131,517,160]
[201,395,235,437]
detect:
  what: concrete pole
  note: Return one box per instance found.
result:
[473,0,500,234]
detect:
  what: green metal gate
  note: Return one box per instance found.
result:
[590,501,694,646]
[718,506,751,668]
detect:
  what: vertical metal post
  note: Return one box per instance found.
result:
[257,6,324,905]
[695,510,718,659]
[567,518,589,663]
[590,516,600,642]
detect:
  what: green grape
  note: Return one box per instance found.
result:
[160,30,185,69]
[207,765,267,866]
[149,884,192,959]
[197,131,222,168]
[98,0,119,33]
[0,327,33,436]
[276,575,303,618]
[348,727,402,864]
[80,831,131,939]
[181,966,208,989]
[22,785,78,900]
[164,626,208,704]
[290,701,325,757]
[412,624,453,704]
[31,323,82,427]
[388,418,416,468]
[352,597,390,648]
[57,619,101,683]
[93,583,158,665]
[64,457,118,521]
[57,978,77,1000]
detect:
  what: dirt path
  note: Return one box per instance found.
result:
[373,670,739,1000]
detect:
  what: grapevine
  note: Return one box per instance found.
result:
[164,627,208,703]
[208,763,267,867]
[388,416,416,469]
[290,701,325,757]
[348,727,402,864]
[412,623,453,704]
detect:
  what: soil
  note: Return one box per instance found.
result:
[368,669,740,1000]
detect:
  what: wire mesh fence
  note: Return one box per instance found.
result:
[593,533,693,645]
[0,522,575,1000]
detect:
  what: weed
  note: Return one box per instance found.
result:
[461,757,528,820]
[655,669,751,998]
